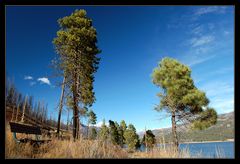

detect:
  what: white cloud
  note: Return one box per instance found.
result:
[37,77,51,85]
[190,35,215,47]
[24,76,33,80]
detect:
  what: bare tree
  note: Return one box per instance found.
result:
[57,76,66,137]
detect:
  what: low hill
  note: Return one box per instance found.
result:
[138,111,234,143]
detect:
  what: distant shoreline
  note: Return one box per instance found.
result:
[180,139,234,144]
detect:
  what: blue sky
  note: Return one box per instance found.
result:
[6,6,234,132]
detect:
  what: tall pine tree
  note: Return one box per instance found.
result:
[53,9,101,140]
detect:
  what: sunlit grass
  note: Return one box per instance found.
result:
[5,126,128,158]
[5,125,227,159]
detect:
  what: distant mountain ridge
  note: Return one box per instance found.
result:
[138,111,234,142]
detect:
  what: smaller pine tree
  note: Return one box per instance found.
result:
[89,127,97,140]
[120,120,127,145]
[123,124,139,152]
[109,120,119,145]
[98,119,109,141]
[142,130,156,150]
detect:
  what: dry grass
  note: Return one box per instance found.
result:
[5,125,226,159]
[130,146,192,158]
[5,126,36,158]
[130,143,226,158]
[37,139,128,158]
[130,135,194,158]
[5,126,128,159]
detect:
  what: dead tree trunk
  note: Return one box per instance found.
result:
[41,101,44,125]
[11,106,15,122]
[15,104,19,122]
[57,76,66,137]
[21,96,28,122]
[145,127,148,152]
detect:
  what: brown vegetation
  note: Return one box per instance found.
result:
[5,126,193,159]
[5,125,128,159]
[6,124,226,158]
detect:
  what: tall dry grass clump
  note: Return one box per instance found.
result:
[37,138,128,158]
[5,126,36,158]
[130,138,204,158]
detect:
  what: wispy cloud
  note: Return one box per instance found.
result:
[178,14,217,67]
[37,77,51,85]
[29,81,36,86]
[211,67,233,75]
[166,6,233,114]
[192,66,233,84]
[191,25,204,35]
[180,43,216,67]
[210,98,234,114]
[200,81,233,98]
[208,23,215,30]
[180,33,216,67]
[189,35,215,48]
[194,6,227,16]
[24,75,33,80]
[199,81,234,114]
[183,54,216,67]
[224,30,230,36]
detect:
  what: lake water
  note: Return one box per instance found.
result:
[139,141,234,158]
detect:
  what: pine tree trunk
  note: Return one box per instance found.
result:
[72,72,78,141]
[76,117,79,139]
[67,108,69,131]
[76,74,80,139]
[171,111,179,151]
[57,76,66,137]
[87,123,89,139]
[78,118,81,139]
[76,117,78,139]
